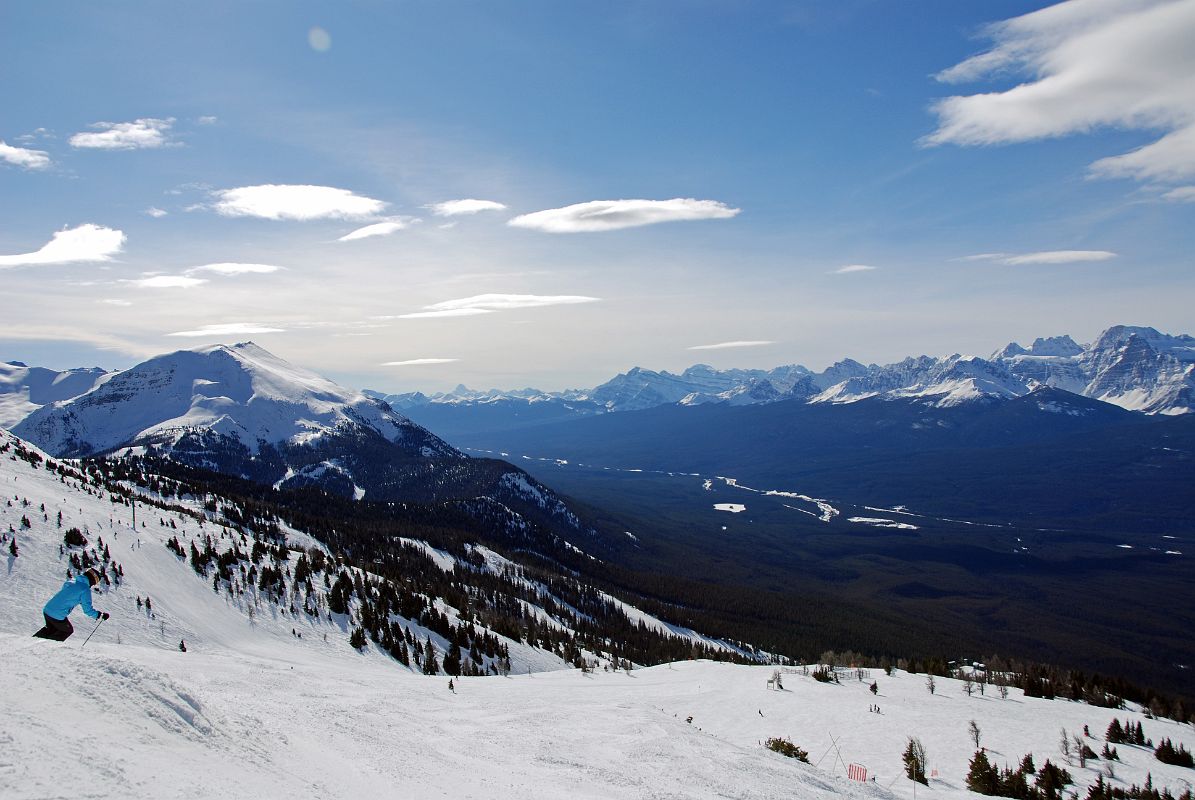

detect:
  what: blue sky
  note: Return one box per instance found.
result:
[2,0,1193,392]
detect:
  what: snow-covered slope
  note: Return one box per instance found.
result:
[0,360,110,429]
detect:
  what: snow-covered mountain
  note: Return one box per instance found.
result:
[0,360,110,429]
[13,342,454,460]
[5,344,595,544]
[376,324,1195,417]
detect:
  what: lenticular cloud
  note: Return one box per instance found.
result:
[508,198,740,233]
[213,184,387,221]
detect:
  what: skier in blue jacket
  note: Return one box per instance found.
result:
[34,568,109,641]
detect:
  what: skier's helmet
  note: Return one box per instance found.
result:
[84,568,100,587]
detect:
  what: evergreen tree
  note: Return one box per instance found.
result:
[422,637,440,675]
[903,737,928,784]
[443,643,462,677]
[349,627,367,650]
[8,538,16,558]
[965,750,998,795]
[1035,759,1072,800]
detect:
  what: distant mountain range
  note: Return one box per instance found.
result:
[3,342,592,543]
[370,326,1195,434]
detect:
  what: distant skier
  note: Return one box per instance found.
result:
[179,639,187,653]
[34,568,108,641]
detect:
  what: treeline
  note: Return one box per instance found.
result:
[87,453,736,671]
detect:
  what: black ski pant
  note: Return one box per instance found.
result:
[33,612,74,641]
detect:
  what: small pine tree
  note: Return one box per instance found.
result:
[349,627,367,650]
[422,637,440,675]
[926,675,936,694]
[903,737,928,784]
[969,719,982,749]
[966,750,999,795]
[8,538,16,558]
[1035,759,1072,800]
[1020,753,1036,775]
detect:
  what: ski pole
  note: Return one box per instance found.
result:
[81,617,105,649]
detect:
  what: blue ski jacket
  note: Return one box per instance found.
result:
[43,575,100,621]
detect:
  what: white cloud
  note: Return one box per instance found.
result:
[380,358,461,367]
[0,140,51,170]
[184,262,283,276]
[167,322,285,337]
[197,116,218,125]
[926,0,1195,183]
[0,224,125,268]
[955,252,1010,262]
[426,199,508,216]
[212,184,387,220]
[392,293,600,320]
[69,118,174,150]
[1161,185,1195,202]
[688,341,775,351]
[393,308,497,320]
[145,207,168,218]
[337,219,414,241]
[427,294,599,311]
[832,264,878,274]
[965,249,1117,265]
[508,198,741,233]
[128,275,208,289]
[100,298,133,307]
[1002,250,1116,265]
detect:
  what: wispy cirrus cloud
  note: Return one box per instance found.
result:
[391,293,600,320]
[212,184,387,220]
[337,218,417,241]
[0,140,51,170]
[0,224,125,268]
[381,358,461,367]
[964,250,1117,265]
[70,118,174,150]
[167,322,285,337]
[925,0,1195,183]
[508,198,740,233]
[145,207,168,218]
[184,262,284,276]
[832,264,878,274]
[426,199,507,216]
[1162,185,1195,202]
[688,340,775,351]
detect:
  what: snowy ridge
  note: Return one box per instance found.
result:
[12,342,453,458]
[0,360,111,429]
[375,324,1195,416]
